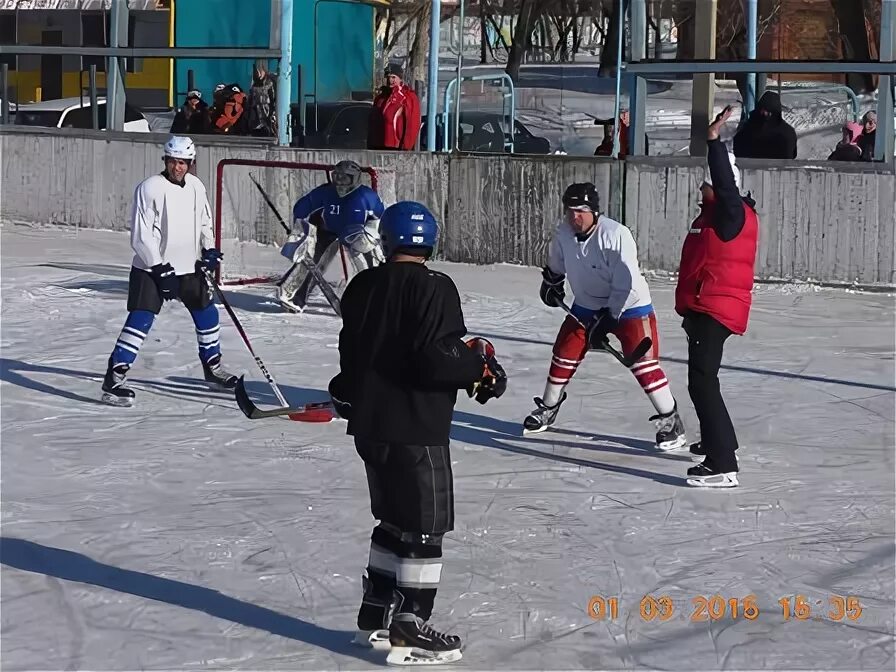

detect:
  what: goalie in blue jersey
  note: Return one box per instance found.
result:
[277,160,386,313]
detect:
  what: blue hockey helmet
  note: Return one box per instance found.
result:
[379,201,439,259]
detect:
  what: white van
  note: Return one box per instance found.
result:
[14,96,150,132]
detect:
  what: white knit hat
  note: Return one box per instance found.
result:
[704,151,741,190]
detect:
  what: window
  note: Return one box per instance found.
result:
[0,12,15,72]
[330,106,370,136]
[81,13,105,73]
[80,13,137,74]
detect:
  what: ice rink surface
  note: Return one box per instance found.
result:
[1,224,894,670]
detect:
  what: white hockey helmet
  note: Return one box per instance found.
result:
[164,135,196,161]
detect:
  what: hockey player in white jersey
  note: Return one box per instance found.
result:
[524,182,688,451]
[100,136,238,406]
[278,160,386,313]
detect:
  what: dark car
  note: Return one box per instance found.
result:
[421,111,551,154]
[298,101,372,149]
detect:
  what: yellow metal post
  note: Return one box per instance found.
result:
[168,0,176,108]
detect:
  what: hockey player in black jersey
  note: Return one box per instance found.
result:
[328,201,507,665]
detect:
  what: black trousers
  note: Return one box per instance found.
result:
[683,311,739,472]
[355,439,454,623]
[356,440,454,534]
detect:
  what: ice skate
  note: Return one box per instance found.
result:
[202,354,238,390]
[386,613,462,666]
[523,392,567,434]
[278,293,306,314]
[649,404,687,451]
[353,628,391,651]
[101,357,135,407]
[354,575,393,651]
[686,460,738,488]
[689,441,706,462]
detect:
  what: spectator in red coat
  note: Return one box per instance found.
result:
[368,64,421,151]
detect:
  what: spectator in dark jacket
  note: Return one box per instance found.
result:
[733,91,798,159]
[857,111,877,161]
[828,122,864,162]
[368,64,421,151]
[170,90,208,134]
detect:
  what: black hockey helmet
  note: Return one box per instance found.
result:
[562,182,600,212]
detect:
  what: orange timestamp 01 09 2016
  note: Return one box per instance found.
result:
[587,594,864,622]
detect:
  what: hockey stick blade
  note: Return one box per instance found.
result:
[234,375,335,421]
[600,336,652,368]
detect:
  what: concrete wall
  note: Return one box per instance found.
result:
[625,157,896,285]
[2,129,893,285]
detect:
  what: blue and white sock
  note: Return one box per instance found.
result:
[190,304,221,364]
[111,310,155,367]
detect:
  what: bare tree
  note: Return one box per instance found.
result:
[505,0,545,82]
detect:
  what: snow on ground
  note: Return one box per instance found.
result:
[1,224,894,670]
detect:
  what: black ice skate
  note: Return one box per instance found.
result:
[689,441,706,462]
[386,613,462,666]
[101,358,135,407]
[686,460,738,488]
[523,392,567,434]
[648,404,687,451]
[202,354,238,390]
[353,575,393,651]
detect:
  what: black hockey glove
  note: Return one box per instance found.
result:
[586,307,619,349]
[539,267,566,308]
[468,354,508,405]
[196,247,224,273]
[328,374,352,420]
[151,263,179,301]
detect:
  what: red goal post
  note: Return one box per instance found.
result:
[213,158,379,286]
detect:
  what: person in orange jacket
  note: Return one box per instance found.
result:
[368,64,421,151]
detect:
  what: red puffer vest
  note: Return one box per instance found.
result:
[674,200,759,335]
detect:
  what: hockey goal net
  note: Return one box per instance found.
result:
[213,158,380,286]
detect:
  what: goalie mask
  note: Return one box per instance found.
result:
[332,160,363,197]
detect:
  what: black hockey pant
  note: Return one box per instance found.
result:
[683,310,739,472]
[354,439,454,628]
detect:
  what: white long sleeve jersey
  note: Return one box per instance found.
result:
[129,172,214,276]
[546,215,652,319]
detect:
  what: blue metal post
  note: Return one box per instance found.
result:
[426,0,442,151]
[874,0,895,161]
[453,0,465,150]
[744,0,758,117]
[611,0,625,157]
[278,0,293,146]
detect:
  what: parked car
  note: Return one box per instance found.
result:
[299,101,372,149]
[421,111,551,154]
[14,96,150,132]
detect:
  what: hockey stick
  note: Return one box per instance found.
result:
[249,173,342,316]
[558,301,652,368]
[201,267,290,408]
[234,376,336,422]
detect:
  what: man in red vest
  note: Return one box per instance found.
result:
[675,105,759,488]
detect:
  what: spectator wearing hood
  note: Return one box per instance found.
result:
[732,91,798,160]
[368,63,421,151]
[828,122,864,162]
[170,90,208,134]
[857,111,877,161]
